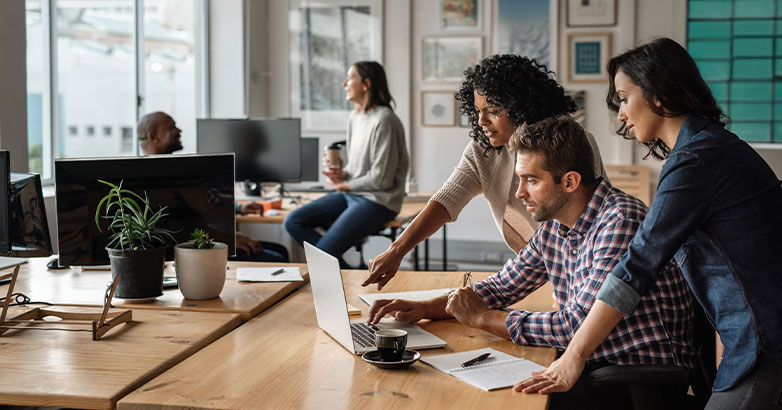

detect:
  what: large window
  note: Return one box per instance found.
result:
[688,0,782,144]
[26,0,204,180]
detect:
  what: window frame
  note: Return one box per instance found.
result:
[29,0,209,184]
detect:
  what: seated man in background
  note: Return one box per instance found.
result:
[367,116,695,409]
[137,112,288,262]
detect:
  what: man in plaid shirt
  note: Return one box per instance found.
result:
[368,116,695,408]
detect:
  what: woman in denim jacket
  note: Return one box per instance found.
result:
[518,38,782,409]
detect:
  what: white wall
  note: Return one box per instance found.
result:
[0,1,30,172]
[208,0,247,118]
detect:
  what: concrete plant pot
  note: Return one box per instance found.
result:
[174,241,228,300]
[106,246,166,300]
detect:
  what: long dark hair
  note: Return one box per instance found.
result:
[606,37,729,160]
[352,61,394,112]
[456,54,576,153]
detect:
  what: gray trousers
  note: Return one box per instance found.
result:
[705,352,782,410]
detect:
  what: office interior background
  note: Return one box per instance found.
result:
[1,0,780,270]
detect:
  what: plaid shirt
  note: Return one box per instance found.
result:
[474,179,696,369]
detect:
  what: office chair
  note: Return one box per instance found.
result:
[585,303,716,410]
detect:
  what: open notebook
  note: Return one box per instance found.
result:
[421,348,545,391]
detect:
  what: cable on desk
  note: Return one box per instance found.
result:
[0,292,53,307]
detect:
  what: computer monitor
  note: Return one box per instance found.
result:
[0,151,9,254]
[300,137,320,182]
[196,118,301,183]
[7,172,53,258]
[54,153,235,267]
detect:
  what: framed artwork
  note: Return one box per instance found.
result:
[567,0,617,27]
[440,0,481,31]
[566,33,611,83]
[423,36,482,82]
[493,0,557,71]
[288,0,383,131]
[421,91,456,126]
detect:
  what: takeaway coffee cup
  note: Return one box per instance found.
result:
[375,329,407,362]
[325,146,341,169]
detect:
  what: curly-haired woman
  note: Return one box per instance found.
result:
[363,54,606,289]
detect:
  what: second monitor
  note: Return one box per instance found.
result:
[197,118,301,186]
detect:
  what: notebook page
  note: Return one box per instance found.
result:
[421,348,516,372]
[236,267,303,282]
[450,358,546,391]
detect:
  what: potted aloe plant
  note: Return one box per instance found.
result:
[173,228,228,300]
[95,180,175,299]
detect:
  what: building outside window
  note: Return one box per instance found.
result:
[25,0,204,180]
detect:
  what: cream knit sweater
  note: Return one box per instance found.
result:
[430,132,606,254]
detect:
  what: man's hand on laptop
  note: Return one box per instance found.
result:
[367,299,428,325]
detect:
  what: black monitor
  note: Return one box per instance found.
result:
[300,137,320,182]
[54,154,235,266]
[7,172,53,257]
[0,151,9,254]
[196,118,301,184]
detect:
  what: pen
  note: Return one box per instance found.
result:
[270,268,285,276]
[462,271,474,290]
[461,352,491,367]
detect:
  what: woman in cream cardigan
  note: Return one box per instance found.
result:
[363,54,605,289]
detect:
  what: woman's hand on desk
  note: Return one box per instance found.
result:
[363,248,404,290]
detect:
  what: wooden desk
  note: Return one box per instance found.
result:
[118,271,556,410]
[238,193,447,271]
[0,306,240,410]
[236,194,427,227]
[0,259,308,321]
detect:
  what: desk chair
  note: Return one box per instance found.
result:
[585,303,716,410]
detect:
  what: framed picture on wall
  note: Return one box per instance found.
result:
[440,0,481,31]
[423,36,482,82]
[567,0,617,27]
[566,33,611,83]
[421,91,456,126]
[492,0,557,71]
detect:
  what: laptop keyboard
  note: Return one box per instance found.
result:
[351,322,381,348]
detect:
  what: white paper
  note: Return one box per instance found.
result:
[421,348,545,391]
[236,267,303,282]
[359,288,452,306]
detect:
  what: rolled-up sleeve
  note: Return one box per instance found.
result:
[430,143,483,222]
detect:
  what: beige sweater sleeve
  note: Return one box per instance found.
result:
[430,142,484,222]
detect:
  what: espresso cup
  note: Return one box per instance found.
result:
[375,329,407,362]
[325,147,341,169]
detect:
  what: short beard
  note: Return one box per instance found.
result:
[530,191,567,222]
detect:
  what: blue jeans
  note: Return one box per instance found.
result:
[284,192,397,267]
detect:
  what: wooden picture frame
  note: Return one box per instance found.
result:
[566,33,611,83]
[421,91,456,126]
[440,0,481,31]
[567,0,617,27]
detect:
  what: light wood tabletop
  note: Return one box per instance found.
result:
[0,259,309,321]
[0,306,241,410]
[118,270,557,410]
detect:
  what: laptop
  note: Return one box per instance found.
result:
[304,241,447,354]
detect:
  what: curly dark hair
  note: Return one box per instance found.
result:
[607,38,729,160]
[456,54,576,153]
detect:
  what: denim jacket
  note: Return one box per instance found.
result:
[597,115,782,391]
